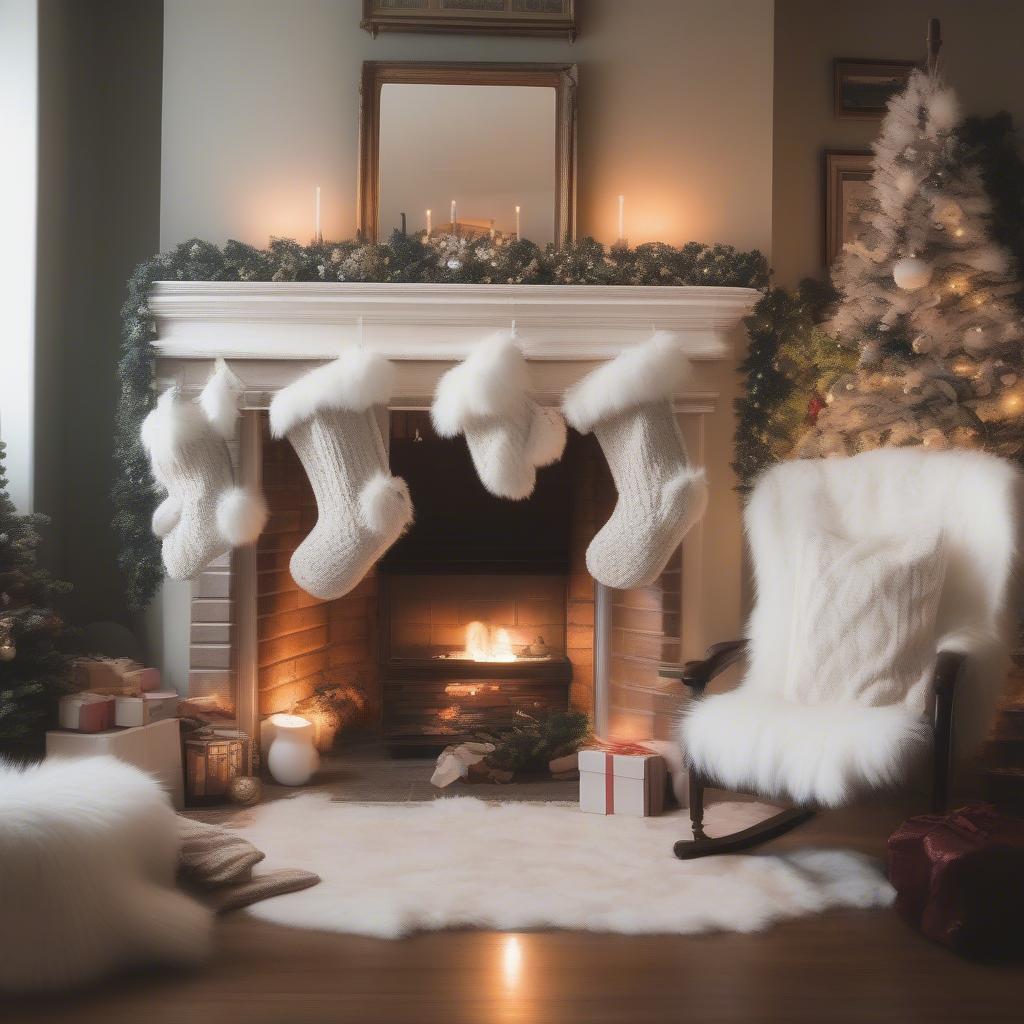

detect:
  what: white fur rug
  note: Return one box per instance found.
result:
[230,796,894,938]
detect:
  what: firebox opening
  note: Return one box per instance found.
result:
[378,412,599,750]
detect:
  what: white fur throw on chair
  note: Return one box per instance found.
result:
[0,756,212,993]
[682,448,1021,807]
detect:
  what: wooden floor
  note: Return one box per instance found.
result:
[10,796,1024,1024]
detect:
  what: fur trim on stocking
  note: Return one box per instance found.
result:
[269,348,396,438]
[563,332,710,433]
[431,331,532,437]
[140,388,209,465]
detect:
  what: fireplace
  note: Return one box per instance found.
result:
[149,280,758,760]
[256,410,608,750]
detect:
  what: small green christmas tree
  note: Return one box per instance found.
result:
[0,440,72,753]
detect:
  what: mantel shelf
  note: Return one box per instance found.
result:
[150,281,759,362]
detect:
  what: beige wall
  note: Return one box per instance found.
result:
[773,0,1024,288]
[160,0,773,252]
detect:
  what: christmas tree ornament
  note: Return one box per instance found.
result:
[893,256,933,291]
[141,361,267,581]
[227,775,262,805]
[562,333,710,589]
[269,348,413,601]
[859,340,883,367]
[431,331,566,500]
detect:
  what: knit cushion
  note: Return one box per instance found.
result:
[783,528,946,711]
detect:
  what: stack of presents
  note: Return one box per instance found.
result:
[47,657,250,808]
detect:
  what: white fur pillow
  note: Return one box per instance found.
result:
[783,528,946,713]
[0,757,211,992]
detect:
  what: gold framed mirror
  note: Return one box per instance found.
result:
[358,61,578,245]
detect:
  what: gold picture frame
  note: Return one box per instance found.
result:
[823,150,873,266]
[358,61,578,245]
[361,0,577,40]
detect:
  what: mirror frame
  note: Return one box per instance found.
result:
[358,61,578,245]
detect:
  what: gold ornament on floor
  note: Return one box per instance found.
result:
[228,775,262,805]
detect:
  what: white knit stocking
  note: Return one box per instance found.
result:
[431,332,566,500]
[562,333,708,589]
[269,349,413,601]
[141,361,267,581]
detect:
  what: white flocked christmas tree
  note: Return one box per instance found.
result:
[800,60,1024,461]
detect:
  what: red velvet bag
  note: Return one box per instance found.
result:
[887,803,1024,958]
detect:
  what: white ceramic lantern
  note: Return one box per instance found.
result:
[265,713,319,786]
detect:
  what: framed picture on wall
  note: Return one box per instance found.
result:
[834,59,919,118]
[361,0,577,40]
[823,150,873,266]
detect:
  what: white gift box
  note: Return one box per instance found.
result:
[58,692,115,732]
[114,690,178,728]
[45,717,184,808]
[579,749,668,816]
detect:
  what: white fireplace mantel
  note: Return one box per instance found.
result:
[150,281,760,363]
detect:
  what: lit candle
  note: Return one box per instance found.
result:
[426,208,432,238]
[315,185,322,243]
[515,205,521,241]
[617,194,625,244]
[451,199,457,229]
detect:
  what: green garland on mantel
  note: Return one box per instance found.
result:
[114,232,769,609]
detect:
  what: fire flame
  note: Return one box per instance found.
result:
[463,621,517,662]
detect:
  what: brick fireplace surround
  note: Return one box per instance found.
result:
[151,281,758,759]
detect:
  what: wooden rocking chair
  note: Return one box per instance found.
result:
[659,448,1019,861]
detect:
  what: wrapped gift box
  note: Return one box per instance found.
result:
[579,749,668,817]
[70,656,162,696]
[124,666,162,693]
[45,717,184,808]
[58,692,115,732]
[115,690,178,728]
